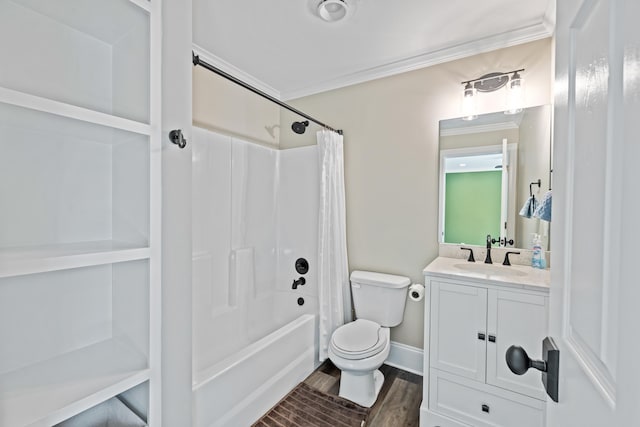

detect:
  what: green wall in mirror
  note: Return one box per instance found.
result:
[444,171,502,246]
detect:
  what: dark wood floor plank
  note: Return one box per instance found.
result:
[367,376,422,427]
[304,370,340,394]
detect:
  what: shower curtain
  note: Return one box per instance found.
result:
[317,129,351,362]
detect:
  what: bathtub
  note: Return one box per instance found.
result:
[192,314,318,427]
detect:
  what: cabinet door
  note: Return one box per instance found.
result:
[486,289,548,399]
[430,281,488,382]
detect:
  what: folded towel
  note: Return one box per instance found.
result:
[519,195,538,218]
[533,190,552,222]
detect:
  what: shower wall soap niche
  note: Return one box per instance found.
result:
[0,0,160,425]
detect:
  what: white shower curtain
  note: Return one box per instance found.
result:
[317,129,351,362]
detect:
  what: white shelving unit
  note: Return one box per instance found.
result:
[0,0,161,425]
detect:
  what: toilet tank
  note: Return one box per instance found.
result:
[350,270,410,327]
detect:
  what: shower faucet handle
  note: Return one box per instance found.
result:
[292,277,306,290]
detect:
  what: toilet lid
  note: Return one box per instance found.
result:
[330,319,387,360]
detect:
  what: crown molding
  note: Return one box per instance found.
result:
[440,121,519,137]
[192,43,282,99]
[281,22,554,101]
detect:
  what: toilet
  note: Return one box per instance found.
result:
[328,270,410,407]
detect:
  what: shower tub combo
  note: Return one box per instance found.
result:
[191,127,320,426]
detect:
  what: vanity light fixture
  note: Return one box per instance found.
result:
[460,69,525,119]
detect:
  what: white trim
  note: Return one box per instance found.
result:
[439,122,519,137]
[385,341,424,376]
[281,23,553,100]
[192,43,281,100]
[148,0,162,424]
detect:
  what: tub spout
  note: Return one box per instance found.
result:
[292,277,306,289]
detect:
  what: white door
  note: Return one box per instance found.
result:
[547,0,640,425]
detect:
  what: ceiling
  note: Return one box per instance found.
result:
[193,0,554,100]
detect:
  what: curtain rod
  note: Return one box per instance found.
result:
[192,52,343,135]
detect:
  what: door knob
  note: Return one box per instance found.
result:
[505,337,559,402]
[506,346,546,374]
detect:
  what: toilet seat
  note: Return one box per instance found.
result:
[330,319,388,360]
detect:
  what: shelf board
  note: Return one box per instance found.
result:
[0,241,150,278]
[0,338,149,427]
[0,86,150,136]
[128,0,151,13]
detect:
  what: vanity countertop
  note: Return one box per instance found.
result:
[423,256,550,292]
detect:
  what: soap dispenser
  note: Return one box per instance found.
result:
[531,234,546,269]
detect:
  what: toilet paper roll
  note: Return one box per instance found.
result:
[409,284,425,302]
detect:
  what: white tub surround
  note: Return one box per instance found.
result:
[421,257,549,427]
[191,127,320,425]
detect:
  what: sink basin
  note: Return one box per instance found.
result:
[453,263,527,277]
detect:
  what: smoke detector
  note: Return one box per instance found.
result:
[315,0,355,22]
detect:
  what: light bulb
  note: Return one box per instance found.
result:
[462,82,477,121]
[505,72,524,115]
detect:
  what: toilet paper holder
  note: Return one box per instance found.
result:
[408,284,425,302]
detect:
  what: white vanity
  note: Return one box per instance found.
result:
[420,256,550,427]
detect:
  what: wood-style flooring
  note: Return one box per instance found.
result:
[304,361,423,427]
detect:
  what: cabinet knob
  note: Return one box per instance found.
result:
[488,334,496,343]
[481,404,490,413]
[477,332,486,341]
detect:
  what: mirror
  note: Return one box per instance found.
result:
[438,105,552,250]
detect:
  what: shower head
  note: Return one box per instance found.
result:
[291,120,309,134]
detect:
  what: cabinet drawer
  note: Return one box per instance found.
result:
[429,369,544,427]
[421,409,470,427]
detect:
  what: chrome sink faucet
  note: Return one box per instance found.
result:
[485,234,493,264]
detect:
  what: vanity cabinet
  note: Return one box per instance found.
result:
[421,258,550,427]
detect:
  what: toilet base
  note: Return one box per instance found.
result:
[338,369,384,408]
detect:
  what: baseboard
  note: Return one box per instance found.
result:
[385,341,424,376]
